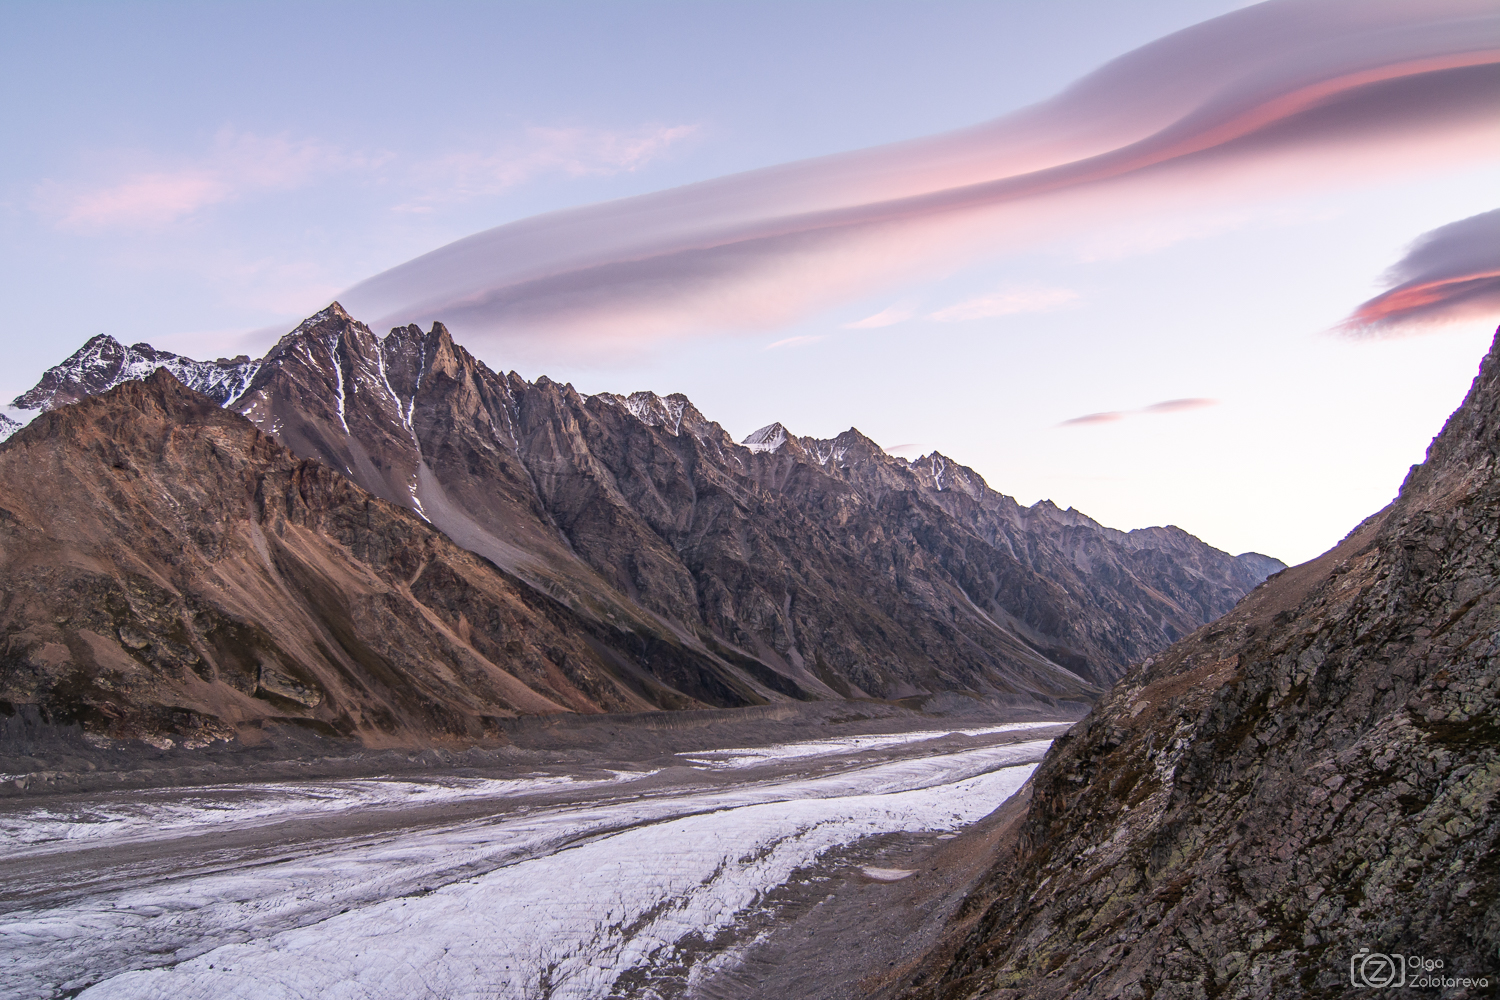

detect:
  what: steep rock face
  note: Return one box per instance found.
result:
[553,390,1091,702]
[752,433,1282,685]
[0,371,753,749]
[231,308,796,705]
[902,331,1500,998]
[223,309,1105,704]
[10,305,1285,707]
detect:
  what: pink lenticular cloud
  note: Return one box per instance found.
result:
[340,0,1500,354]
[1339,208,1500,335]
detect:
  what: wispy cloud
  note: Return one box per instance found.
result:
[1061,411,1126,427]
[339,0,1500,353]
[1338,208,1500,336]
[394,124,698,213]
[844,301,918,329]
[766,334,824,350]
[40,122,696,229]
[928,286,1078,322]
[58,171,231,229]
[1074,210,1257,262]
[43,130,376,229]
[884,442,932,460]
[1060,397,1217,427]
[1142,398,1217,414]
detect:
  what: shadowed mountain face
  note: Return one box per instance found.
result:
[895,330,1500,998]
[0,372,767,748]
[6,304,1283,720]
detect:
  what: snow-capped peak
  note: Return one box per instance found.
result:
[742,422,789,454]
[11,335,261,419]
[294,301,355,331]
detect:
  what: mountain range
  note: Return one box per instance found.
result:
[0,304,1282,746]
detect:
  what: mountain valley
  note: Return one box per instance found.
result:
[0,304,1283,751]
[0,310,1495,999]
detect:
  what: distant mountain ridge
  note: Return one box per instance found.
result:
[5,305,1284,718]
[12,333,260,411]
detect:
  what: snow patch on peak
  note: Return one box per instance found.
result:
[624,391,688,436]
[799,438,848,466]
[327,334,350,435]
[298,302,354,329]
[912,452,987,499]
[14,336,261,413]
[742,422,789,454]
[931,456,949,491]
[275,304,363,352]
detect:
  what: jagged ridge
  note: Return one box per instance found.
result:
[7,304,1286,711]
[0,370,764,748]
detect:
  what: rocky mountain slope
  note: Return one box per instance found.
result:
[0,371,775,749]
[893,330,1500,997]
[7,304,1282,710]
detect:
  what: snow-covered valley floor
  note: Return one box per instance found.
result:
[0,723,1061,999]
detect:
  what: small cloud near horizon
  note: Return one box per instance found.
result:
[1142,398,1217,414]
[1060,411,1125,426]
[1060,397,1217,427]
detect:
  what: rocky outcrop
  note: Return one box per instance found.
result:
[897,330,1500,998]
[9,304,1284,709]
[0,371,772,749]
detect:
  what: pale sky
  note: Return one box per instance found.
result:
[2,0,1497,566]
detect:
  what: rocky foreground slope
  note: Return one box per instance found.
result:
[4,305,1280,718]
[890,331,1500,997]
